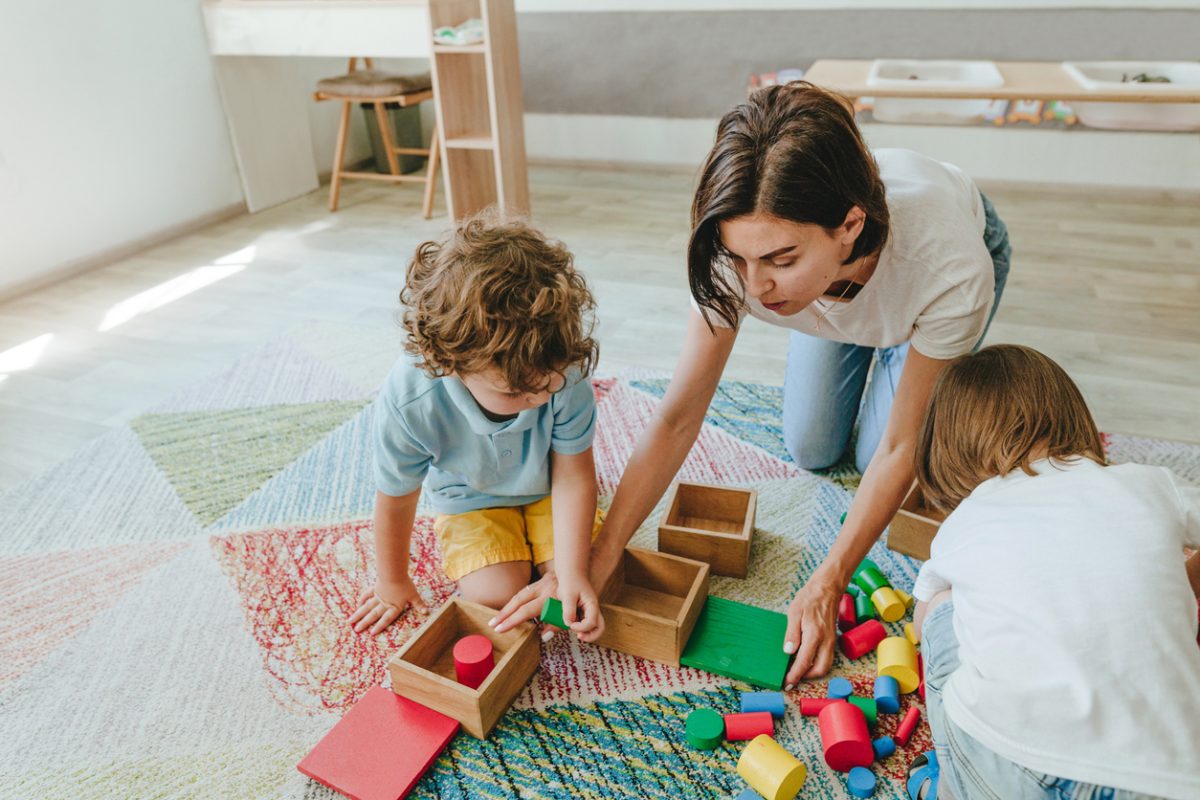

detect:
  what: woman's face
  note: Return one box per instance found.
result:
[717,209,864,316]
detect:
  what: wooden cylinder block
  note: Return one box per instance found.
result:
[895,706,922,746]
[724,711,774,741]
[837,594,857,632]
[741,691,787,718]
[870,587,906,623]
[876,636,920,694]
[737,734,807,800]
[854,566,890,596]
[840,619,887,660]
[452,634,494,689]
[854,591,875,623]
[799,697,842,716]
[818,701,873,772]
[686,708,725,750]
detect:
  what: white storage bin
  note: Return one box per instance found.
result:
[1063,61,1200,132]
[867,59,1004,125]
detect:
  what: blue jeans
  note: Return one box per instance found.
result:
[922,601,1151,800]
[782,193,1012,472]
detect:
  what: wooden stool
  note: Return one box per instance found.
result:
[315,58,441,217]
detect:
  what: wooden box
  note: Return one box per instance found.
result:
[658,482,757,578]
[887,483,947,561]
[595,547,710,667]
[388,597,538,739]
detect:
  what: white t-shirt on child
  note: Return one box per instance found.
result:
[696,148,995,361]
[913,457,1200,799]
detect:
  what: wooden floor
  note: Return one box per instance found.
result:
[1,164,1197,490]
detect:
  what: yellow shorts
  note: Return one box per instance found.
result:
[434,495,604,581]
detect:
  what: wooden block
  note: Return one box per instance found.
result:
[737,734,807,800]
[741,691,787,718]
[895,706,922,746]
[904,622,920,647]
[452,634,494,689]
[818,701,873,772]
[847,696,878,728]
[723,710,774,741]
[887,484,946,561]
[847,766,877,798]
[895,588,915,610]
[839,619,886,660]
[680,595,792,689]
[800,697,841,716]
[297,686,459,800]
[872,735,896,760]
[873,675,900,714]
[658,481,756,578]
[827,677,852,700]
[876,637,920,694]
[539,596,567,629]
[388,597,539,738]
[685,708,725,750]
[837,594,857,632]
[594,547,710,667]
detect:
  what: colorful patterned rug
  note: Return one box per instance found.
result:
[3,322,1198,799]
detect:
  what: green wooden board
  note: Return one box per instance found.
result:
[540,597,567,629]
[680,595,792,689]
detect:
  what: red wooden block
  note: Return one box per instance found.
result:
[895,706,922,746]
[837,594,857,632]
[453,634,495,689]
[839,619,887,660]
[298,687,460,800]
[818,700,873,772]
[799,697,842,716]
[723,711,774,741]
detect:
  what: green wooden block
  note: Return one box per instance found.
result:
[540,597,567,629]
[685,708,725,750]
[848,696,878,727]
[680,596,791,689]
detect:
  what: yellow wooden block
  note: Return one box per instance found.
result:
[895,588,915,610]
[871,587,906,623]
[904,622,920,647]
[876,636,920,694]
[737,734,807,800]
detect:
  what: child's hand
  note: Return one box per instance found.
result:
[349,577,428,635]
[556,571,605,643]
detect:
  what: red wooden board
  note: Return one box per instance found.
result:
[298,687,460,800]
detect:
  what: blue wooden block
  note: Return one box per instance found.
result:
[735,788,761,800]
[873,735,896,760]
[827,677,853,700]
[847,766,877,798]
[740,691,786,718]
[874,674,900,714]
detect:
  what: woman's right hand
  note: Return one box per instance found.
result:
[349,576,428,635]
[782,572,843,687]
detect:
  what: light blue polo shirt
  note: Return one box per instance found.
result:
[373,355,596,515]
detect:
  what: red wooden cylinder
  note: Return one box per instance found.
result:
[837,593,857,632]
[895,706,922,746]
[453,634,495,689]
[818,701,873,772]
[799,697,842,716]
[839,619,887,660]
[723,711,774,741]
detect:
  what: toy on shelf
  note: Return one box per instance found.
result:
[737,734,807,800]
[853,559,906,623]
[658,481,757,578]
[685,708,725,750]
[818,701,874,772]
[680,596,791,689]
[595,547,710,667]
[877,636,920,694]
[297,687,459,800]
[388,597,538,738]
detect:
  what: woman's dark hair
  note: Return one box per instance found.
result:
[689,81,890,328]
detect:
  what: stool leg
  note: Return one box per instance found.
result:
[422,122,441,220]
[374,102,403,176]
[329,100,352,211]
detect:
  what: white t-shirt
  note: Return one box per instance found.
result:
[698,148,994,360]
[912,457,1200,799]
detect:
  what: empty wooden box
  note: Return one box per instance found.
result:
[658,482,757,578]
[887,483,947,561]
[595,547,710,667]
[388,597,538,739]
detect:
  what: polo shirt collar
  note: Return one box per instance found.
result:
[442,375,540,436]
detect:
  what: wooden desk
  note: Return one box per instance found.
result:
[200,0,431,211]
[804,60,1200,104]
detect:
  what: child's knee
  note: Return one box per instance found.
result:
[458,561,532,610]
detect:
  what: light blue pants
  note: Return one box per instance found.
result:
[782,193,1012,472]
[922,601,1151,800]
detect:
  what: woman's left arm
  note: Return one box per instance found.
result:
[785,347,949,685]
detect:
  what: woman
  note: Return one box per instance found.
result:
[494,82,1011,688]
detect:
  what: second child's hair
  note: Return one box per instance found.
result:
[916,344,1106,513]
[689,81,890,328]
[400,212,598,393]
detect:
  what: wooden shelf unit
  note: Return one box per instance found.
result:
[427,0,529,220]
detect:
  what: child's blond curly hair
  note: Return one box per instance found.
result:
[400,212,598,393]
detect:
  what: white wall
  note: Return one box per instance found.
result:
[0,0,247,296]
